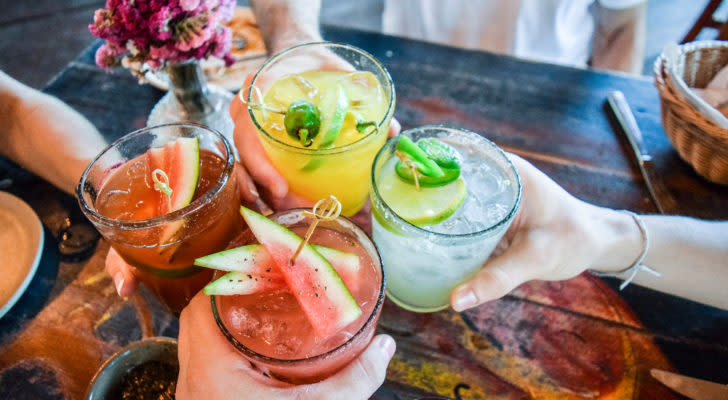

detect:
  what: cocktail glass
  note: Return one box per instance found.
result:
[211,209,385,384]
[78,123,242,315]
[370,126,522,312]
[245,42,395,216]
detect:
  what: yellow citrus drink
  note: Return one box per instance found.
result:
[247,43,395,216]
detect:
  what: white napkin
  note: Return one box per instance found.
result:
[663,42,728,129]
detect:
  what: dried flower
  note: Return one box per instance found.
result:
[88,0,235,73]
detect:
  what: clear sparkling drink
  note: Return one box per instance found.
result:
[370,126,521,312]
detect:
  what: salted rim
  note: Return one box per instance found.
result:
[370,125,523,239]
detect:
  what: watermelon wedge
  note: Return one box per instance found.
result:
[146,137,200,214]
[145,137,200,252]
[239,206,361,339]
[195,244,360,291]
[204,271,285,295]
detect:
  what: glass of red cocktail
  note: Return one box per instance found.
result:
[210,208,385,384]
[78,123,242,315]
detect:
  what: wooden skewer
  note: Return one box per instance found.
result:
[290,196,342,265]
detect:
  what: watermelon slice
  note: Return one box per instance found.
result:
[204,271,285,295]
[145,137,200,252]
[239,206,361,339]
[146,137,200,215]
[195,244,360,291]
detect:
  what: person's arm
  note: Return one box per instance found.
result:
[590,1,647,74]
[450,155,728,312]
[593,215,728,310]
[250,0,323,55]
[0,71,107,194]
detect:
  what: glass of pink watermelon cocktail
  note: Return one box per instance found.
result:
[77,123,243,315]
[207,207,385,384]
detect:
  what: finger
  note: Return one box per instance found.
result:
[387,117,401,138]
[265,188,314,212]
[233,75,289,199]
[105,247,138,297]
[303,335,395,399]
[450,238,541,311]
[234,162,259,204]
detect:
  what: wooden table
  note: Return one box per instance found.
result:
[1,27,727,400]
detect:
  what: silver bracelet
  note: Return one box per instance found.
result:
[591,210,661,290]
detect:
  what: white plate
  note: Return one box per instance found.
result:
[0,192,44,318]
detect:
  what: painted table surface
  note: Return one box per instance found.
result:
[1,27,727,400]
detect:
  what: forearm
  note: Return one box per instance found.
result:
[250,0,322,55]
[592,209,728,310]
[0,72,106,194]
[591,3,647,74]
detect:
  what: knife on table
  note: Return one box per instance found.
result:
[606,90,679,214]
[651,369,728,400]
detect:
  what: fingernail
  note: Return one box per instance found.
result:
[114,272,125,296]
[452,288,477,312]
[248,183,259,198]
[376,335,396,359]
[273,183,287,199]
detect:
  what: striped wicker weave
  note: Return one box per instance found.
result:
[653,40,728,185]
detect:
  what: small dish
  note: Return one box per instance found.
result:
[86,337,179,400]
[0,191,44,319]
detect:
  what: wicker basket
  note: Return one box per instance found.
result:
[653,40,728,185]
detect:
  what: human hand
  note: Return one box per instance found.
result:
[176,292,396,400]
[104,162,261,297]
[229,73,401,212]
[450,154,640,311]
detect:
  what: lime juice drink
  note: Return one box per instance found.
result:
[370,126,522,312]
[244,42,395,216]
[205,208,384,384]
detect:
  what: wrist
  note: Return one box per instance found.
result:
[251,0,322,55]
[587,207,645,274]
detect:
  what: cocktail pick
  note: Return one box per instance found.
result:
[395,152,421,191]
[290,196,342,265]
[152,169,173,211]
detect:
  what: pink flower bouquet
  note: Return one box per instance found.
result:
[89,0,236,73]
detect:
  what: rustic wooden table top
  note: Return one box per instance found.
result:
[1,27,727,400]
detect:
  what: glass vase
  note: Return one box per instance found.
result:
[147,61,234,146]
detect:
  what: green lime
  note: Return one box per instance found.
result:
[377,162,467,227]
[316,83,349,149]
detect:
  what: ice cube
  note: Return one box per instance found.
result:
[228,308,260,337]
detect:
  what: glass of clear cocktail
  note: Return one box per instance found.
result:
[243,42,395,216]
[78,123,243,315]
[210,208,385,384]
[370,126,522,312]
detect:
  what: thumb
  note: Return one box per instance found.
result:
[105,247,138,297]
[304,335,395,399]
[450,238,540,311]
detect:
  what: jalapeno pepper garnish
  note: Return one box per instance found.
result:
[284,100,321,147]
[395,137,462,187]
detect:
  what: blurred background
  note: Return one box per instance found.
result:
[0,0,720,89]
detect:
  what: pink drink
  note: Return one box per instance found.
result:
[212,210,384,384]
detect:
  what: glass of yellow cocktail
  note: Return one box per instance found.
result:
[243,42,395,216]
